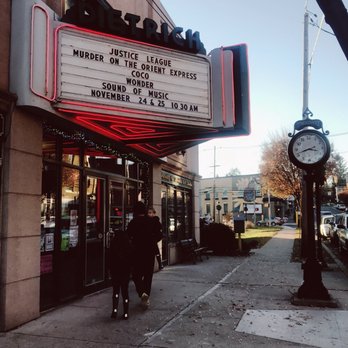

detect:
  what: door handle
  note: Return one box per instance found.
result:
[105,228,114,248]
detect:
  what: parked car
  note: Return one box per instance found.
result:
[256,218,283,226]
[336,213,348,252]
[319,214,336,240]
[336,203,347,211]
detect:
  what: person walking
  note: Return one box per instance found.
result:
[147,207,164,270]
[127,201,163,309]
[109,229,132,320]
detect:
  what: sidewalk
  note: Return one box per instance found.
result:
[1,225,348,347]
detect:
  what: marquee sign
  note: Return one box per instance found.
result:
[55,28,211,124]
[10,0,251,158]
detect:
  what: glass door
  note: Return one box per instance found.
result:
[85,176,106,286]
[109,181,124,232]
[40,163,58,310]
[59,166,82,301]
[161,187,169,266]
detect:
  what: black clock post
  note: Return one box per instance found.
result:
[288,118,334,303]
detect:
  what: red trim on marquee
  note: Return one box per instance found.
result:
[227,48,236,125]
[220,48,226,126]
[56,107,218,157]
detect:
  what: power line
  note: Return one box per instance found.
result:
[329,132,348,137]
[199,131,348,155]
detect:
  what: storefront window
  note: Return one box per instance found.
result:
[177,190,184,240]
[40,162,58,310]
[138,163,150,205]
[184,191,192,237]
[110,181,123,232]
[61,167,80,251]
[125,181,137,227]
[85,176,105,285]
[166,187,176,242]
[41,163,57,272]
[162,185,193,244]
[62,141,80,166]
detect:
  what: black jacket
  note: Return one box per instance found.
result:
[109,230,132,277]
[127,215,163,257]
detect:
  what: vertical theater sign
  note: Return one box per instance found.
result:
[11,0,250,157]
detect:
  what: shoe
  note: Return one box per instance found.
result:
[111,293,119,319]
[141,292,150,308]
[123,299,129,320]
[110,308,117,319]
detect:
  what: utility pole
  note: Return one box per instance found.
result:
[267,189,271,226]
[210,145,221,222]
[303,9,309,116]
[212,146,216,221]
[301,5,310,257]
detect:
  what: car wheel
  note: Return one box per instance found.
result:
[271,222,275,226]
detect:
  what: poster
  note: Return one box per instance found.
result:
[61,230,70,251]
[40,254,53,274]
[45,233,54,251]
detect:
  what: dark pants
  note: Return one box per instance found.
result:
[112,277,129,300]
[133,254,155,297]
[111,267,130,300]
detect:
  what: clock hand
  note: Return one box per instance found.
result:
[299,146,317,153]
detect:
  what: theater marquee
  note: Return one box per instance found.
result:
[11,0,250,158]
[56,28,211,124]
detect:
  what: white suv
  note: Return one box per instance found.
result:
[319,215,335,240]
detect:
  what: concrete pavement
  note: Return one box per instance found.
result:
[1,224,348,347]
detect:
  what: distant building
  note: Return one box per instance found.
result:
[200,174,262,223]
[200,174,289,224]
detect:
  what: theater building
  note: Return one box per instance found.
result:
[0,0,250,330]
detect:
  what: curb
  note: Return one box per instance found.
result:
[322,242,348,278]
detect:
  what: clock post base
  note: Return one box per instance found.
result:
[297,257,330,300]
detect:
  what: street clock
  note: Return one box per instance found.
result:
[288,129,330,170]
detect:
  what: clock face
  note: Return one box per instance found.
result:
[292,132,327,164]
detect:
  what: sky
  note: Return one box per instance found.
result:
[161,0,348,178]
